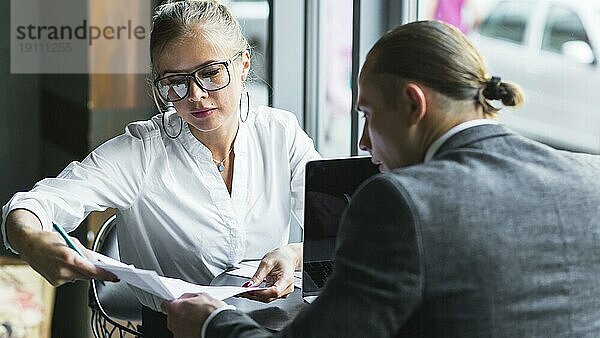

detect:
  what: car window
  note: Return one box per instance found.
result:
[478,1,535,44]
[541,6,590,54]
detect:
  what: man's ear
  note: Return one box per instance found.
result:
[401,82,427,125]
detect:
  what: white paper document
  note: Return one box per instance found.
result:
[89,251,263,301]
[303,295,318,304]
[225,260,303,289]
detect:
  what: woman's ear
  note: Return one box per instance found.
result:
[241,50,251,81]
[403,82,427,125]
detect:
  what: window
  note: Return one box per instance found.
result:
[273,0,416,157]
[542,6,589,54]
[227,0,270,106]
[478,1,533,44]
[318,0,353,157]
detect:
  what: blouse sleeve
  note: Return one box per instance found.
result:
[1,123,154,253]
[284,112,321,229]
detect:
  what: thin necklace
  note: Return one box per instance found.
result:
[212,146,233,173]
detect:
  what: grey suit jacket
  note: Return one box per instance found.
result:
[206,125,600,337]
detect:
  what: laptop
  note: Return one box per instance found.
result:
[302,156,379,300]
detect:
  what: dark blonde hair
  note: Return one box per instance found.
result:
[367,20,524,117]
[150,0,249,75]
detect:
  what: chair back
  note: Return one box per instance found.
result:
[89,215,143,337]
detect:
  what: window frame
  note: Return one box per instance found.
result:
[271,0,417,155]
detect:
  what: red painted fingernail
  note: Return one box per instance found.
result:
[242,281,252,287]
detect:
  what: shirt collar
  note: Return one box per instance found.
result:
[179,108,248,159]
[424,119,498,162]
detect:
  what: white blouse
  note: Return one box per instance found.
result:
[1,106,320,309]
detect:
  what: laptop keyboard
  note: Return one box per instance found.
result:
[304,260,333,288]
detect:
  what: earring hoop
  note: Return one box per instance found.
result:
[152,88,183,139]
[240,90,250,123]
[162,107,183,139]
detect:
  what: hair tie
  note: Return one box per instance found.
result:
[482,76,508,101]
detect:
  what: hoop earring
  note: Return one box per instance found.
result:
[240,90,250,123]
[162,106,183,139]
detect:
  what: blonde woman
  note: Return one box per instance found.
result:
[2,1,319,336]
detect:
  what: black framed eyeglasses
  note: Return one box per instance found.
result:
[154,51,243,102]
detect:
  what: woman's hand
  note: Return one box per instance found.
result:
[240,243,302,302]
[6,209,118,286]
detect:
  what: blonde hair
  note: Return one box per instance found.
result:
[150,0,249,75]
[367,20,524,117]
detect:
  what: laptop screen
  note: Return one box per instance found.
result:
[302,156,379,296]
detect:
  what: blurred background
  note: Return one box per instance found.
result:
[423,0,600,154]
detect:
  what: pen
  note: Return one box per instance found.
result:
[53,223,85,257]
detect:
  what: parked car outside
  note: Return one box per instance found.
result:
[470,0,600,154]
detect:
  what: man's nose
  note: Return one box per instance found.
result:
[358,126,371,152]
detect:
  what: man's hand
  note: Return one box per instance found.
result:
[162,293,227,338]
[6,209,118,286]
[241,243,301,302]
